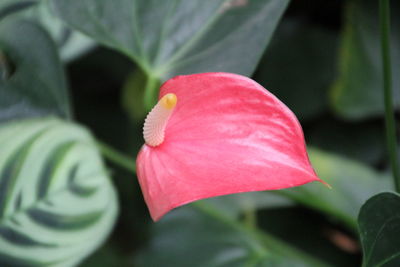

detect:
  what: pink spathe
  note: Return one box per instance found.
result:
[136,72,325,221]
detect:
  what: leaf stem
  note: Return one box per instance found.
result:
[143,73,160,111]
[97,140,136,173]
[379,0,400,192]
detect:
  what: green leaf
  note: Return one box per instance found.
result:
[135,202,330,267]
[51,0,289,80]
[358,192,400,267]
[0,0,95,61]
[254,19,338,121]
[81,244,129,267]
[203,191,293,220]
[0,19,71,122]
[307,120,385,165]
[330,0,400,119]
[277,148,392,230]
[0,0,35,18]
[0,117,118,266]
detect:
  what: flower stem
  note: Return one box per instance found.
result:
[97,140,136,173]
[243,206,257,229]
[379,0,400,192]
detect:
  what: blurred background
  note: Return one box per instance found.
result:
[0,0,398,266]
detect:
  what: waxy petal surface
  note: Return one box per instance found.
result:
[137,72,322,221]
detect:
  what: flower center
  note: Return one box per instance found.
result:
[143,93,177,147]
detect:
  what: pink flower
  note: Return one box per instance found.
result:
[136,72,326,221]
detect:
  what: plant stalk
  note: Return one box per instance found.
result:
[379,0,400,192]
[143,73,160,111]
[243,205,257,229]
[97,140,136,173]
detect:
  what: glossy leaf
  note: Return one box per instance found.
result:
[0,118,118,266]
[279,148,392,230]
[358,192,400,267]
[0,0,95,61]
[331,0,400,119]
[51,0,289,80]
[0,19,70,122]
[137,73,323,221]
[254,19,338,121]
[135,202,330,267]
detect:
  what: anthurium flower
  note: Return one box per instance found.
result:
[136,72,326,221]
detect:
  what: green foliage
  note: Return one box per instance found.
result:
[80,244,128,267]
[358,192,400,267]
[0,0,95,61]
[255,20,337,121]
[52,0,289,79]
[0,0,35,18]
[1,0,399,266]
[331,0,400,119]
[122,68,160,119]
[0,19,70,122]
[307,120,385,165]
[0,118,118,266]
[52,0,290,108]
[280,148,392,230]
[136,202,330,267]
[204,191,293,220]
[0,18,118,266]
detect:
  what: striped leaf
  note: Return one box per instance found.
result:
[0,117,118,266]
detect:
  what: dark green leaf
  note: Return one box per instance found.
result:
[277,148,392,230]
[307,119,385,165]
[254,19,338,121]
[358,192,400,267]
[256,208,361,267]
[204,191,293,220]
[135,202,330,267]
[0,0,35,19]
[52,0,289,80]
[0,19,71,122]
[0,117,118,266]
[330,0,400,119]
[0,0,95,61]
[81,244,129,267]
